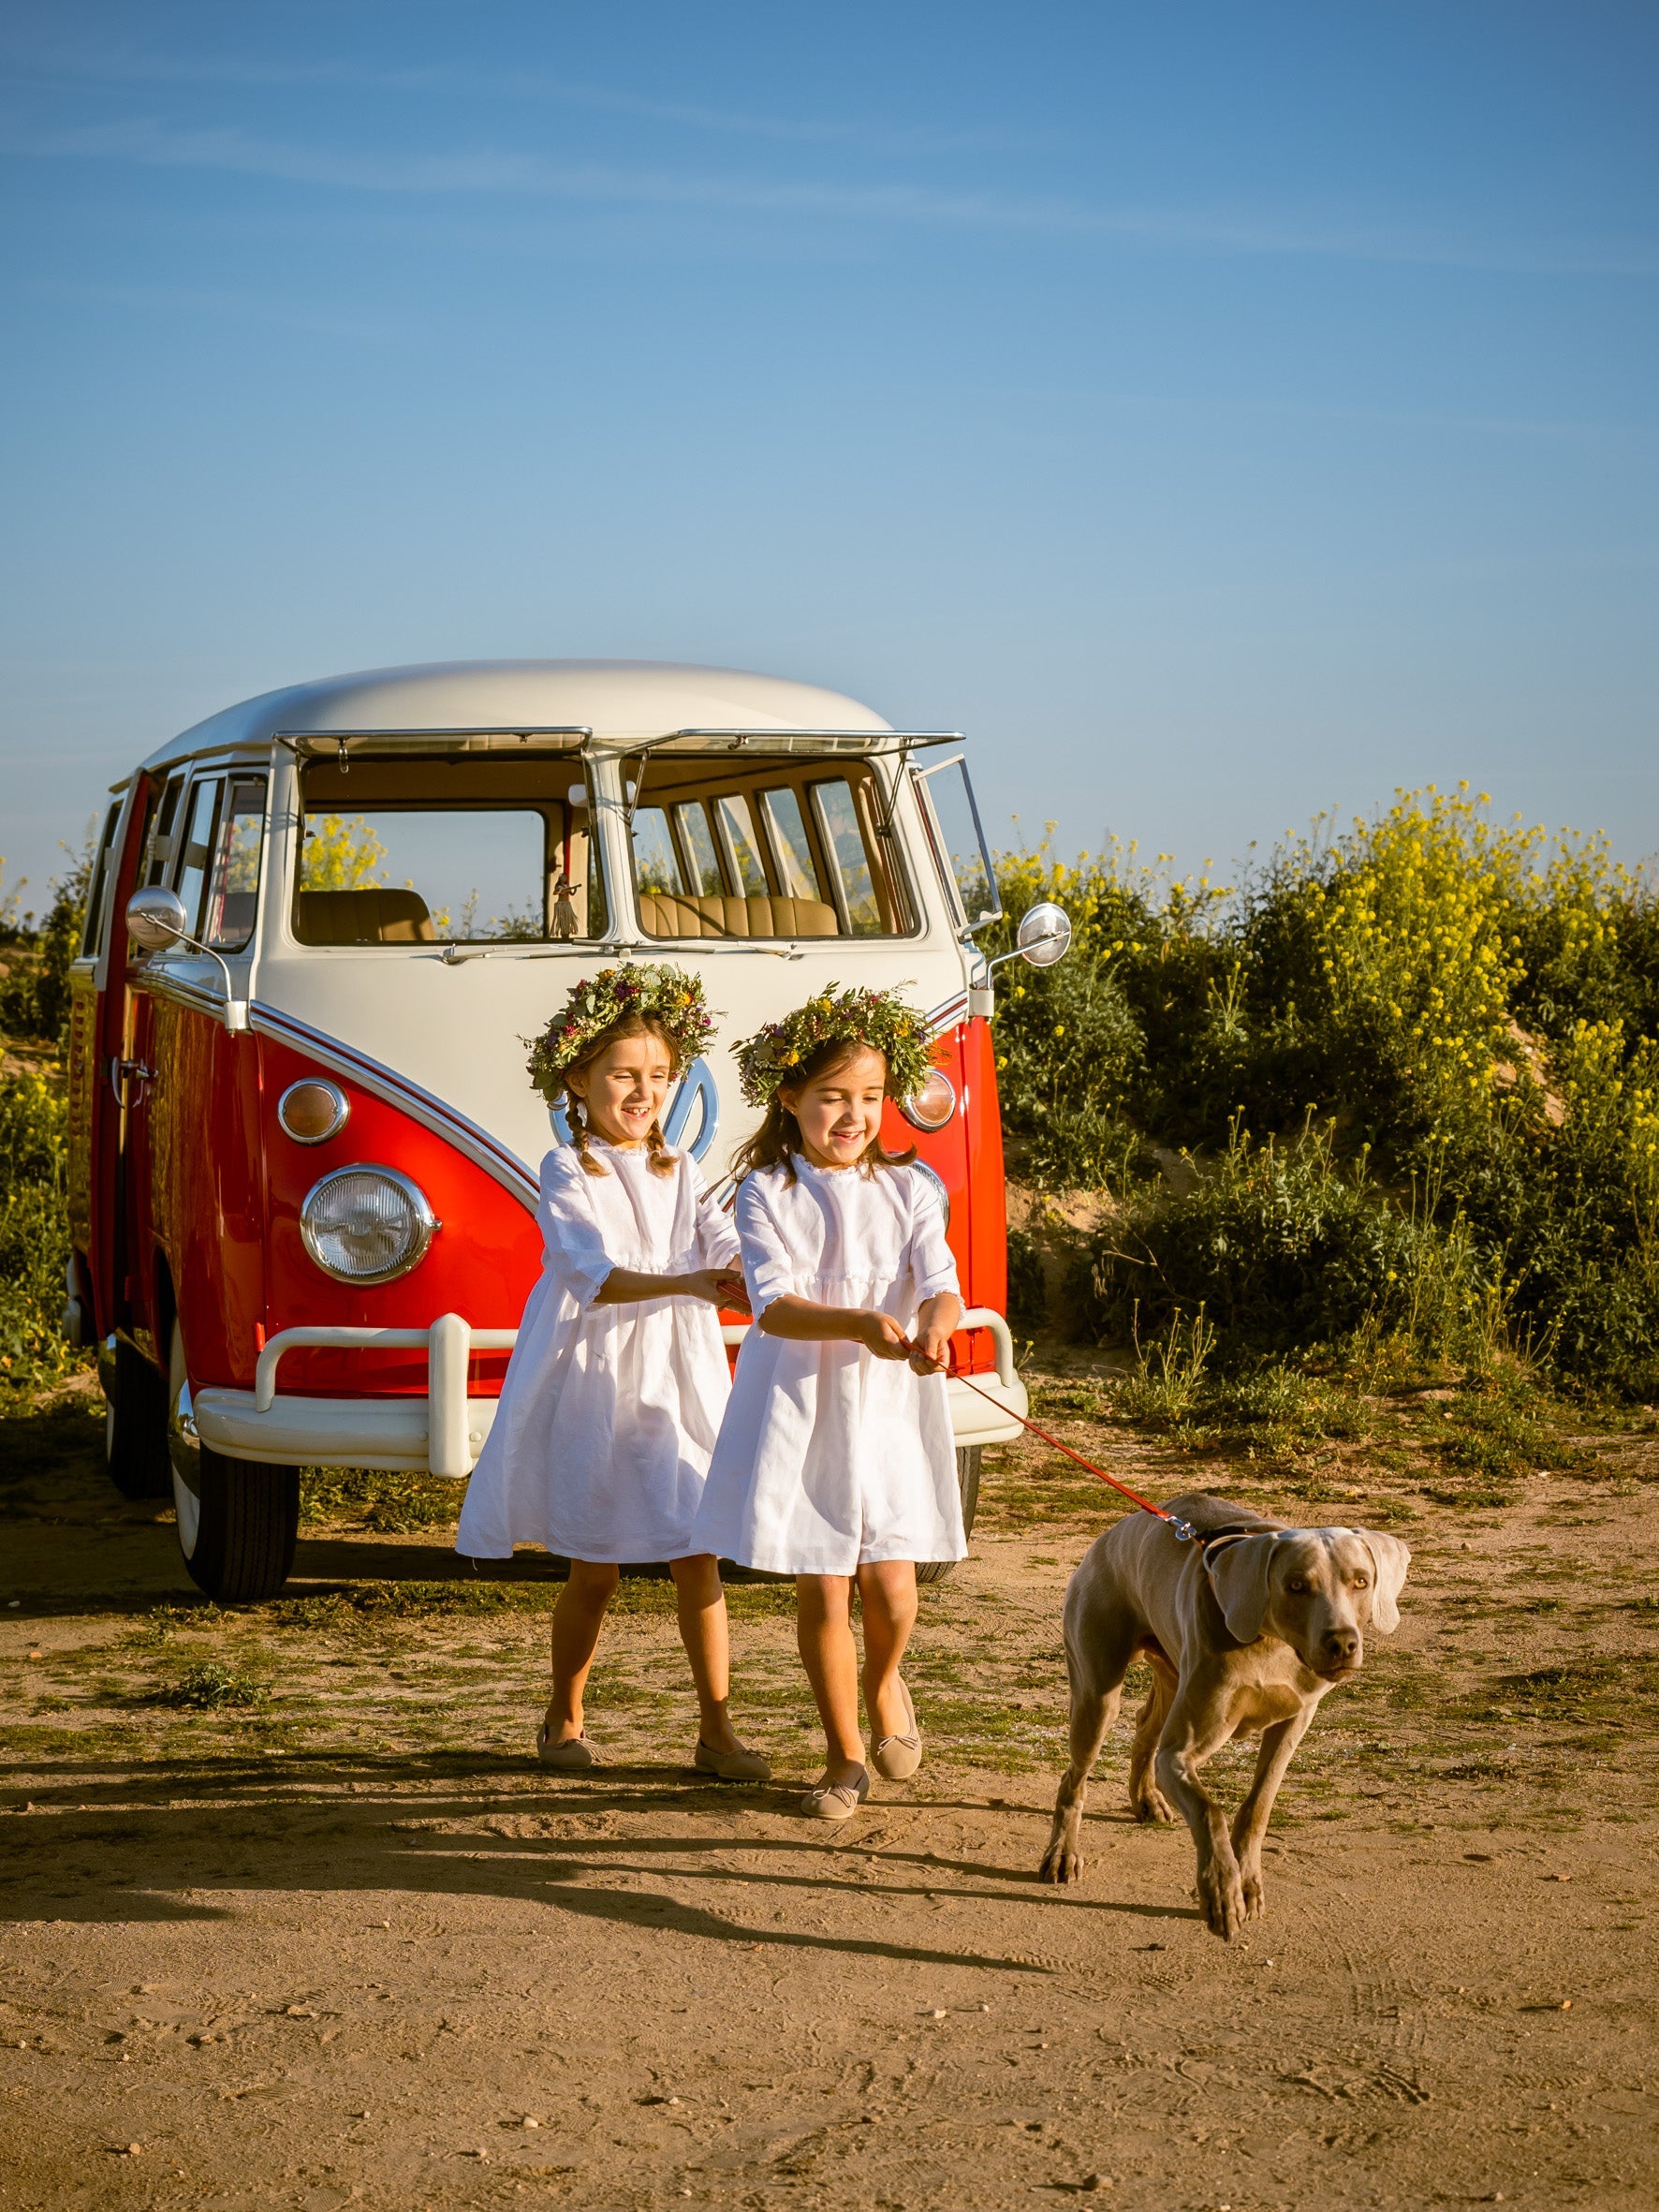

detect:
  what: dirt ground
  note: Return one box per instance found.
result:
[2,1360,1656,2212]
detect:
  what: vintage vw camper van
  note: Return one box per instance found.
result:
[64,662,1070,1600]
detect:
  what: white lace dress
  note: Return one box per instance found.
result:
[455,1138,741,1564]
[689,1158,964,1576]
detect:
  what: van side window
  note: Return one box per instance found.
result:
[143,774,187,886]
[201,778,266,949]
[79,802,122,958]
[760,788,826,903]
[172,777,225,943]
[811,778,884,936]
[631,807,685,896]
[715,796,769,897]
[673,804,724,896]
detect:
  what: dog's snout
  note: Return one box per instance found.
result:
[1323,1627,1360,1670]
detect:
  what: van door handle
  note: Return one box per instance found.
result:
[109,1055,154,1104]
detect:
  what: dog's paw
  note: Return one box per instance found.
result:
[1038,1843,1082,1885]
[1132,1788,1176,1827]
[1196,1860,1248,1940]
[1239,1868,1266,1921]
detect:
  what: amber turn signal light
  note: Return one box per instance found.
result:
[277,1078,350,1145]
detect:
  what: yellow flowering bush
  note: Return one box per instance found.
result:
[990,789,1659,1391]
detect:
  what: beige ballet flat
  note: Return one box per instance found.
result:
[871,1680,922,1782]
[801,1766,870,1821]
[694,1740,772,1783]
[536,1722,599,1769]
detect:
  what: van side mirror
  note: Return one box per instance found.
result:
[125,886,249,1034]
[125,885,189,951]
[1015,900,1072,968]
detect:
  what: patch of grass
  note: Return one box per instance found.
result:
[299,1467,463,1532]
[154,1659,264,1709]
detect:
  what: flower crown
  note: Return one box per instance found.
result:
[525,965,715,1105]
[734,983,934,1111]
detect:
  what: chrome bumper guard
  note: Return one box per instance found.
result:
[190,1306,1026,1477]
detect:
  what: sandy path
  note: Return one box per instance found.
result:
[2,1388,1656,2209]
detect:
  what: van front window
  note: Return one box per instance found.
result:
[292,755,605,946]
[627,755,912,941]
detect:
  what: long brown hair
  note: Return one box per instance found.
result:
[561,1013,681,1177]
[731,1036,917,1186]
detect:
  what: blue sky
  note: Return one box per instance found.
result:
[2,1,1655,911]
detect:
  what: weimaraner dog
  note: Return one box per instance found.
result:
[1038,1492,1410,1938]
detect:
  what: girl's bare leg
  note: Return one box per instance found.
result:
[543,1560,620,1742]
[858,1559,919,1742]
[796,1574,866,1786]
[669,1553,744,1753]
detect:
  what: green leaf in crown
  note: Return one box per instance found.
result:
[733,983,933,1110]
[523,964,717,1105]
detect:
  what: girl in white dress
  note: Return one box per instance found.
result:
[691,987,964,1820]
[456,965,770,1782]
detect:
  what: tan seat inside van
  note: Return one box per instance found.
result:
[294,889,436,945]
[637,892,839,940]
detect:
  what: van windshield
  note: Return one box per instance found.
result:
[628,753,912,940]
[292,755,605,946]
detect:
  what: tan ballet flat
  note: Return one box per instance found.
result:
[536,1722,599,1769]
[801,1766,870,1821]
[871,1680,922,1782]
[694,1740,772,1783]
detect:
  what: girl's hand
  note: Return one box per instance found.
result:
[856,1311,913,1362]
[907,1326,951,1376]
[908,1292,961,1374]
[682,1268,752,1311]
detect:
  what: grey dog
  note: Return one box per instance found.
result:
[1038,1493,1411,1938]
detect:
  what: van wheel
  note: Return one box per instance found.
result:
[917,1447,982,1586]
[103,1338,171,1500]
[168,1322,299,1602]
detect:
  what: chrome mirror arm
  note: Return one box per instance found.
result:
[125,889,248,1033]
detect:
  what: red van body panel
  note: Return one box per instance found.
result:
[255,1036,540,1398]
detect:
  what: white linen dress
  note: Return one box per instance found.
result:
[689,1158,965,1576]
[455,1138,741,1564]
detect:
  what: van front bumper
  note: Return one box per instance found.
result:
[190,1307,1027,1476]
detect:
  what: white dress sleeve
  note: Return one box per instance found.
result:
[692,1168,742,1271]
[734,1174,798,1316]
[538,1151,618,1306]
[905,1168,961,1301]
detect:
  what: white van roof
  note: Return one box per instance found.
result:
[139,660,895,774]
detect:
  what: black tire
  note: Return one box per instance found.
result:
[917,1446,982,1586]
[102,1337,171,1500]
[168,1322,299,1602]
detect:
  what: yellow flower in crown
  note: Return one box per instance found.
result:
[523,964,717,1107]
[733,983,934,1110]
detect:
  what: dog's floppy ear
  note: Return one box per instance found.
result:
[1206,1534,1279,1645]
[1359,1530,1411,1633]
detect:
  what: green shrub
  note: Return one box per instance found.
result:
[990,787,1659,1394]
[1081,1115,1457,1359]
[0,1074,77,1394]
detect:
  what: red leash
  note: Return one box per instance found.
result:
[908,1340,1197,1542]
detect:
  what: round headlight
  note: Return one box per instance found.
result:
[900,1067,958,1131]
[300,1165,439,1284]
[278,1078,350,1144]
[912,1159,950,1230]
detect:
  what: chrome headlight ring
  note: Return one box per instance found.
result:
[899,1067,958,1132]
[300,1163,440,1285]
[911,1158,950,1231]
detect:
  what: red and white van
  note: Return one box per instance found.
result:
[64,662,1069,1600]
